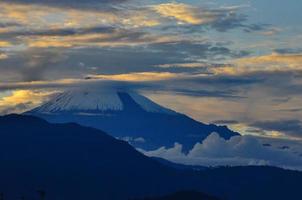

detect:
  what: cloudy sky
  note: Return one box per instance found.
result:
[0,0,302,145]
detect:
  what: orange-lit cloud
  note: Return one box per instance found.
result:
[0,2,182,48]
[0,2,159,30]
[87,72,186,82]
[0,79,86,91]
[0,53,8,59]
[211,53,302,75]
[152,3,215,25]
[0,90,55,114]
[0,90,51,106]
[235,53,302,66]
[25,32,179,48]
[0,41,12,47]
[0,1,249,51]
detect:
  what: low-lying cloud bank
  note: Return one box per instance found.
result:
[139,133,302,171]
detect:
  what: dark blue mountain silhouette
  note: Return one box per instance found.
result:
[25,90,239,151]
[132,190,220,200]
[151,157,208,171]
[0,114,188,200]
[0,114,301,200]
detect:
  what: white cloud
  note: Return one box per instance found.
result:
[133,137,146,143]
[139,133,302,170]
[120,136,146,144]
[139,143,185,160]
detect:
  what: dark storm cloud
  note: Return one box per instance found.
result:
[0,48,69,81]
[0,25,150,50]
[148,40,248,59]
[0,47,173,82]
[79,30,149,44]
[250,120,302,138]
[243,24,269,33]
[202,11,268,33]
[64,47,189,74]
[0,36,246,82]
[0,44,194,82]
[278,108,302,113]
[0,43,254,99]
[165,88,243,98]
[208,70,302,97]
[1,46,301,105]
[0,78,245,100]
[272,97,291,104]
[0,59,301,102]
[185,74,265,86]
[159,70,302,101]
[159,12,268,34]
[274,48,302,54]
[2,48,301,102]
[0,26,116,38]
[0,22,21,28]
[149,41,225,58]
[201,7,267,33]
[211,12,248,32]
[259,73,302,96]
[0,79,140,92]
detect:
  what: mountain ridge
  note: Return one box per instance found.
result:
[0,114,301,200]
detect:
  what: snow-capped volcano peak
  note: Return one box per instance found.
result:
[26,88,239,151]
[30,89,176,115]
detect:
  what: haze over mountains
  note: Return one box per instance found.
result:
[26,88,239,151]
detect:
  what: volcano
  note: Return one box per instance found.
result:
[26,89,239,150]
